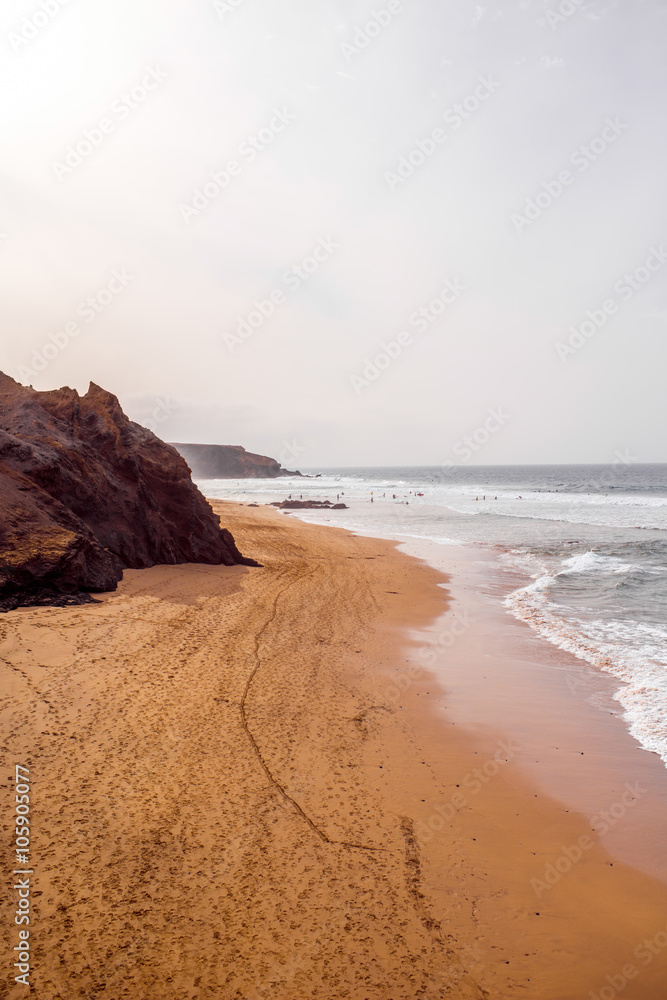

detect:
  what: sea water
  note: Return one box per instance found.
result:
[199,464,667,767]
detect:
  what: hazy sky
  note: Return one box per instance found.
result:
[1,0,665,466]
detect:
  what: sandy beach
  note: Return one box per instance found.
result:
[2,501,667,1000]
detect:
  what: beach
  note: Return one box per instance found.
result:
[2,500,667,999]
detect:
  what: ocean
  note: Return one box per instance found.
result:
[199,464,667,768]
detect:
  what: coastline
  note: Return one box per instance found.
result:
[394,537,667,882]
[0,501,665,998]
[201,465,667,772]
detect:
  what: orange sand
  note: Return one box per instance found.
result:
[1,501,666,999]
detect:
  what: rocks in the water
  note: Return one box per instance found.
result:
[269,500,348,510]
[0,374,258,611]
[170,442,301,479]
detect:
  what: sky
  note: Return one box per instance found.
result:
[1,0,666,467]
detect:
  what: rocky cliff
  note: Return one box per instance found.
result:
[170,443,301,479]
[0,375,258,611]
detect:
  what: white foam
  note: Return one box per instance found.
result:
[505,578,667,765]
[556,551,637,576]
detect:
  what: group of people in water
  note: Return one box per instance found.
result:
[284,490,536,505]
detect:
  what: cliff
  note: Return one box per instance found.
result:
[0,375,258,611]
[170,443,302,479]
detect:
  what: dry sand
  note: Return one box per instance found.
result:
[1,502,666,999]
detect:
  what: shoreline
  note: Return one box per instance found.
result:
[0,500,665,998]
[391,535,667,883]
[201,471,667,771]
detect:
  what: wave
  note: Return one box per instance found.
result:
[556,550,639,578]
[504,561,667,765]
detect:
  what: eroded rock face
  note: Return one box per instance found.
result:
[0,375,257,611]
[170,443,301,479]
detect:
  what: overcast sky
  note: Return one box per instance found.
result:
[1,0,665,466]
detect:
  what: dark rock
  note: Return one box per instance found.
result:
[0,374,258,611]
[170,442,301,479]
[269,500,348,510]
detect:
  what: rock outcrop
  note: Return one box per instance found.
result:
[269,500,348,510]
[0,375,258,611]
[170,443,301,479]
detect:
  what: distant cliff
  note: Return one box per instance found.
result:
[0,375,258,611]
[170,443,302,479]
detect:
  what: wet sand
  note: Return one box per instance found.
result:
[1,501,666,999]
